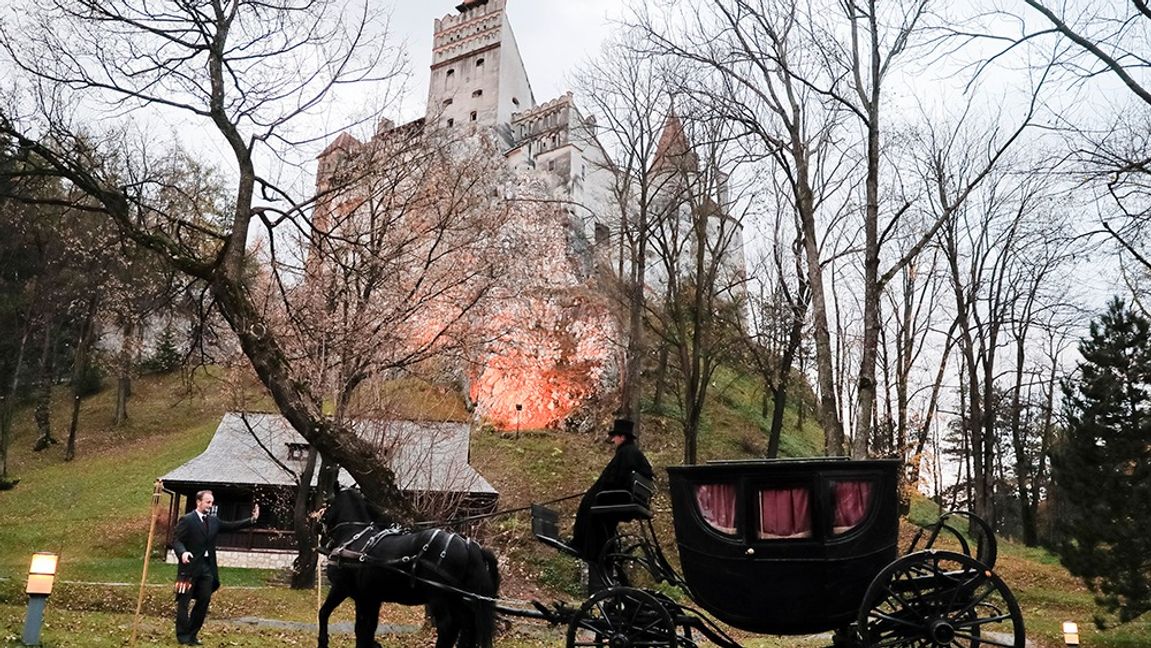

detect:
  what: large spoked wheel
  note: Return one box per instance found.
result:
[566,586,676,648]
[859,550,1025,648]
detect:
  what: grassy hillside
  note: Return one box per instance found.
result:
[1,368,1148,647]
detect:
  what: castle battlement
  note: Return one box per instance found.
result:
[511,91,575,124]
[433,0,506,54]
[432,12,502,66]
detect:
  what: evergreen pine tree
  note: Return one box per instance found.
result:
[147,324,183,374]
[1054,297,1151,623]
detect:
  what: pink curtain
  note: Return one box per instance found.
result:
[757,488,811,539]
[695,483,737,534]
[832,480,873,533]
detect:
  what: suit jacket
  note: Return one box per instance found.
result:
[172,510,255,589]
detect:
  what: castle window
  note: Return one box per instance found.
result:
[447,118,454,127]
[512,97,520,107]
[547,159,555,171]
[470,111,478,122]
[443,98,453,106]
[446,69,455,78]
[472,89,483,97]
[476,58,485,67]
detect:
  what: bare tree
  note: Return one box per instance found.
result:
[643,108,749,464]
[934,136,1071,526]
[0,0,431,517]
[630,0,856,455]
[572,38,677,422]
[985,2,1151,268]
[743,197,810,457]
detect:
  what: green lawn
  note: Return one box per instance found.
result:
[2,370,1150,647]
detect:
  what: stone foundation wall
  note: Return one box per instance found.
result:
[165,549,299,570]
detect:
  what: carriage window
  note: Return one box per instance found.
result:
[757,487,812,539]
[832,480,874,535]
[695,483,736,535]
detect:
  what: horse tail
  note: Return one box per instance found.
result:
[483,546,500,597]
[471,546,500,648]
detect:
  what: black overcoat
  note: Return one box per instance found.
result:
[570,439,653,561]
[171,511,255,590]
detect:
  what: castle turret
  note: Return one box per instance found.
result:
[427,0,536,136]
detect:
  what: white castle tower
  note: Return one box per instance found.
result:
[427,0,536,140]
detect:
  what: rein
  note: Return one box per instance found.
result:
[410,491,583,529]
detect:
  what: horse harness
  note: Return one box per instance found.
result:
[327,523,475,589]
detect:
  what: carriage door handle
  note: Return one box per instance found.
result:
[745,548,755,556]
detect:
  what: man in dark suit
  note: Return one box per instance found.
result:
[171,490,258,645]
[570,418,653,590]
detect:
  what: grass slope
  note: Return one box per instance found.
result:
[0,368,1147,647]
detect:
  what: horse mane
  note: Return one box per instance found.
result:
[334,486,395,527]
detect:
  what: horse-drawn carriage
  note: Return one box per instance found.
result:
[319,457,1025,648]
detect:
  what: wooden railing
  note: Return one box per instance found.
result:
[217,527,297,552]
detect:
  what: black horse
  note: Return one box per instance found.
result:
[317,487,500,648]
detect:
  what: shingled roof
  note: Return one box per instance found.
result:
[160,412,497,496]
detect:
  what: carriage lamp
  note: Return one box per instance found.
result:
[23,552,58,646]
[1062,621,1080,646]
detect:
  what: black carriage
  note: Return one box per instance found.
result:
[533,457,1025,647]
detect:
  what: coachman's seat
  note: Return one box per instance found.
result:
[531,472,655,557]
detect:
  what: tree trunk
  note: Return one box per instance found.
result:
[767,306,805,458]
[0,326,29,481]
[32,327,56,452]
[622,202,650,423]
[291,447,320,589]
[65,395,82,462]
[66,297,99,461]
[114,320,135,425]
[115,375,131,425]
[794,155,843,457]
[908,326,955,489]
[208,277,414,520]
[1010,331,1037,545]
[853,5,884,460]
[652,344,668,412]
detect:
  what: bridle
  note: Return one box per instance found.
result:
[315,501,390,553]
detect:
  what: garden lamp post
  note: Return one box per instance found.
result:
[1062,621,1080,646]
[23,552,58,646]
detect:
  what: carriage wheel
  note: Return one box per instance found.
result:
[565,586,676,647]
[600,534,661,589]
[858,550,1025,648]
[907,512,998,570]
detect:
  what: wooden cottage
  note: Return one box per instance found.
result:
[158,412,499,568]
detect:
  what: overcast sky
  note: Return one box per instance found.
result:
[386,0,625,120]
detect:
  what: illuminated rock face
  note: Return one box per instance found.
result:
[463,172,623,432]
[469,288,622,431]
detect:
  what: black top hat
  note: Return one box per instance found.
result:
[608,418,636,439]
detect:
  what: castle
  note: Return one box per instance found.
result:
[312,0,744,430]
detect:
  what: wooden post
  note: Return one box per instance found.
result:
[131,480,164,646]
[316,547,323,613]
